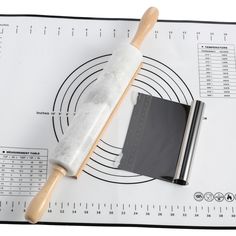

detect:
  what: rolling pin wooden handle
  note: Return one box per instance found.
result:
[25,165,66,224]
[131,7,159,49]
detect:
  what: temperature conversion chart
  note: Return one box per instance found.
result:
[0,15,236,228]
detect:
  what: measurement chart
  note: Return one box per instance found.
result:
[198,44,236,98]
[0,147,48,197]
[0,15,236,228]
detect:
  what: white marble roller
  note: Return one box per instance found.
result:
[51,43,142,176]
[25,7,159,224]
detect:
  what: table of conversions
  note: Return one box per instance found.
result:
[0,147,48,196]
[198,44,236,98]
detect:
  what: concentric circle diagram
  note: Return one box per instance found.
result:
[52,54,194,184]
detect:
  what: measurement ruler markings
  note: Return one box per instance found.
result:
[43,26,47,35]
[1,201,236,219]
[127,29,130,38]
[1,23,231,43]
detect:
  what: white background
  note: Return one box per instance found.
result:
[1,0,236,235]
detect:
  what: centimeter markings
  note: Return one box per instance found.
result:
[0,200,236,219]
[11,24,230,42]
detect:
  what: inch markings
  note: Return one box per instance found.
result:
[8,24,230,42]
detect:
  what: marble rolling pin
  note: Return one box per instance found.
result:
[25,7,159,223]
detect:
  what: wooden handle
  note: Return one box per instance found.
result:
[131,7,159,49]
[25,165,66,223]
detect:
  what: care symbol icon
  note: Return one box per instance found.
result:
[204,192,214,202]
[225,192,234,202]
[194,192,203,201]
[214,192,224,202]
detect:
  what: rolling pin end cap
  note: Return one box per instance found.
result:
[25,212,39,224]
[147,6,159,16]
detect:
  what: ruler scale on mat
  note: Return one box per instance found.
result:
[0,15,236,228]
